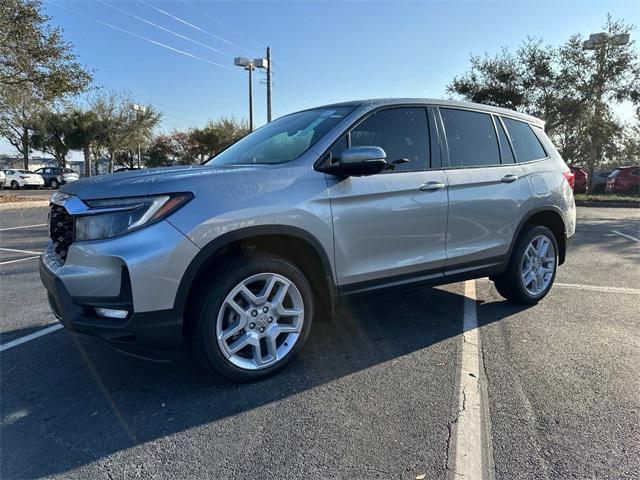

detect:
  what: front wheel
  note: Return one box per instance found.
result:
[10,180,19,190]
[188,254,314,382]
[50,179,59,189]
[492,225,558,305]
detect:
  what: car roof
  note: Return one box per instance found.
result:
[314,98,545,128]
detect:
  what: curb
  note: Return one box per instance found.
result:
[576,201,640,209]
[0,200,49,211]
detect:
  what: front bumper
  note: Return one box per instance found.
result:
[40,256,183,360]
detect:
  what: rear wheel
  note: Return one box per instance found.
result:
[187,253,314,382]
[10,180,19,190]
[492,225,558,305]
[50,179,59,189]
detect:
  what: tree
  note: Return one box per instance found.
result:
[66,108,102,177]
[0,89,41,166]
[146,134,175,167]
[81,92,162,173]
[0,0,91,94]
[30,108,73,166]
[448,16,639,188]
[145,118,248,168]
[0,0,91,168]
[189,117,249,161]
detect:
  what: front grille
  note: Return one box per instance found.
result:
[49,204,74,261]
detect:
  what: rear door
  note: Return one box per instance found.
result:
[326,106,449,288]
[438,108,531,273]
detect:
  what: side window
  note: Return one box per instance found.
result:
[350,107,429,172]
[630,169,639,177]
[502,117,547,162]
[440,108,500,167]
[495,118,515,164]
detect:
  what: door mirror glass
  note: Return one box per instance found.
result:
[322,146,388,176]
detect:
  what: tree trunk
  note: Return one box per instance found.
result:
[109,151,114,174]
[21,126,29,170]
[83,145,91,177]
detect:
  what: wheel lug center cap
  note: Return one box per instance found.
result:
[255,312,270,329]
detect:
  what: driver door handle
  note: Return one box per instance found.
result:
[419,181,446,192]
[501,174,519,183]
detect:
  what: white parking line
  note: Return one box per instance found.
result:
[612,230,640,243]
[0,247,42,255]
[0,324,63,353]
[0,255,39,266]
[0,223,47,232]
[448,280,493,479]
[555,282,640,295]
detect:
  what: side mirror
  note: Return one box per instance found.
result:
[320,146,388,177]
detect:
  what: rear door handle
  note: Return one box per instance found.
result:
[501,174,519,183]
[419,181,446,192]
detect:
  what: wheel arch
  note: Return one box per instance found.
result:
[175,225,336,327]
[510,207,568,265]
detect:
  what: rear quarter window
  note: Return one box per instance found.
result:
[502,117,547,162]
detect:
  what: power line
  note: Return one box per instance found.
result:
[97,0,233,58]
[44,0,236,72]
[139,0,321,107]
[180,0,263,54]
[138,0,247,52]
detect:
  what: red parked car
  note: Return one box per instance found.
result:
[568,165,588,194]
[606,166,640,195]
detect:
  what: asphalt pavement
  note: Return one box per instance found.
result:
[0,205,638,479]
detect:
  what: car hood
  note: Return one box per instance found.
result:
[60,164,262,200]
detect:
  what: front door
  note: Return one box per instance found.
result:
[326,107,448,289]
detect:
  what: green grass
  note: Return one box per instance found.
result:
[575,193,640,203]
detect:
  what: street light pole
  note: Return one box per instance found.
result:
[132,104,146,169]
[582,32,631,191]
[235,56,269,131]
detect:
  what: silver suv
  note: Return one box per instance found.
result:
[40,99,576,382]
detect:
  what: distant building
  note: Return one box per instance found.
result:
[0,155,116,177]
[0,155,59,171]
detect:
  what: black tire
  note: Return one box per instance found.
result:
[492,225,558,305]
[187,253,314,382]
[10,180,19,190]
[50,179,59,189]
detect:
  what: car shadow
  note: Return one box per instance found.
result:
[0,283,521,479]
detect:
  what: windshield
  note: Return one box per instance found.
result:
[207,106,354,166]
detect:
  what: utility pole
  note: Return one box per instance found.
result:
[266,47,272,123]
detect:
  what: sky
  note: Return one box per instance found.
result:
[3,0,639,159]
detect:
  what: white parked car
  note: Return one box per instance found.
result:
[3,169,45,189]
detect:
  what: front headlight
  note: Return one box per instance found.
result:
[74,193,193,241]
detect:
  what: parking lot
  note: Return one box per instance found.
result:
[1,205,639,479]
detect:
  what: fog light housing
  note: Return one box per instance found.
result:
[95,307,129,319]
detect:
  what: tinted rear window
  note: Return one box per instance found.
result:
[502,118,547,162]
[440,108,500,167]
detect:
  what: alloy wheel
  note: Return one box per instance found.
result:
[520,234,556,296]
[216,272,304,370]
